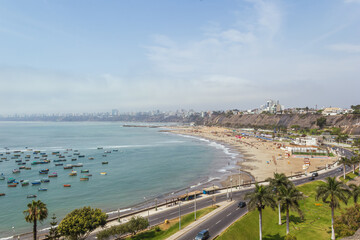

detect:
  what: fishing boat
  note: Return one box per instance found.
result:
[81,169,89,173]
[39,170,49,174]
[38,188,47,191]
[0,174,5,180]
[102,161,108,164]
[48,173,58,178]
[104,151,111,153]
[31,181,41,185]
[100,172,107,175]
[63,184,71,187]
[8,184,17,187]
[80,177,89,181]
[55,163,63,166]
[41,179,50,183]
[73,163,83,167]
[27,195,37,198]
[0,193,5,196]
[12,169,20,174]
[7,178,15,184]
[64,165,73,169]
[71,158,77,161]
[97,147,103,149]
[25,167,32,170]
[85,174,92,177]
[102,154,107,157]
[69,171,77,176]
[88,157,94,160]
[78,155,85,158]
[22,180,30,186]
[19,166,26,169]
[113,149,119,152]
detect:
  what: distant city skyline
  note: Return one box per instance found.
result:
[0,0,359,114]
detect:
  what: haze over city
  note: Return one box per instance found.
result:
[1,0,360,115]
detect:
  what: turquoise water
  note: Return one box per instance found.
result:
[0,122,233,238]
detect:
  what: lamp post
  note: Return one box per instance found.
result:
[179,201,181,230]
[194,191,197,221]
[230,177,233,201]
[144,197,149,220]
[238,168,241,189]
[118,208,121,223]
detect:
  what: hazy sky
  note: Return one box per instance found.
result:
[0,0,359,114]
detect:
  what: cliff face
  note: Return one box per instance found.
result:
[199,114,360,135]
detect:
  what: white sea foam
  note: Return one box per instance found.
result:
[106,208,132,215]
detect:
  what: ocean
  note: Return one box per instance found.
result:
[0,121,238,238]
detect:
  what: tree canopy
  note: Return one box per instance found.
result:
[58,206,107,240]
[316,117,327,129]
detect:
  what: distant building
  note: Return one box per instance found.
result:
[259,100,284,114]
[111,109,119,116]
[322,107,343,116]
[294,137,318,146]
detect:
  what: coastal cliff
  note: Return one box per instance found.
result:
[197,114,360,135]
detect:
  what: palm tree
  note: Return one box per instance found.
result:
[266,172,292,225]
[350,156,359,174]
[24,200,48,240]
[349,183,360,203]
[316,177,350,240]
[279,185,304,235]
[245,183,276,240]
[338,157,350,179]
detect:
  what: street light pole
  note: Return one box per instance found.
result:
[238,168,241,189]
[194,192,197,221]
[179,201,181,230]
[230,177,233,201]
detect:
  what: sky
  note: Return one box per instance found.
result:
[0,0,359,115]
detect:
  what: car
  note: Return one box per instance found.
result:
[195,229,210,240]
[309,176,315,181]
[238,201,246,208]
[312,172,319,177]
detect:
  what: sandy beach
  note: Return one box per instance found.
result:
[169,126,338,185]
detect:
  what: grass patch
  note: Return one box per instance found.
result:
[218,181,356,240]
[339,171,359,183]
[127,205,218,240]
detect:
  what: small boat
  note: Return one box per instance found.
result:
[22,180,30,186]
[39,171,49,174]
[80,177,89,181]
[100,172,107,175]
[7,178,15,184]
[73,163,83,167]
[12,169,20,174]
[85,174,92,177]
[0,193,5,196]
[69,171,77,176]
[38,188,47,191]
[63,184,71,187]
[31,181,41,185]
[71,158,77,161]
[8,184,17,187]
[0,174,5,180]
[74,152,80,155]
[41,179,50,183]
[78,155,85,158]
[104,151,111,153]
[97,147,103,149]
[81,169,89,173]
[113,149,118,152]
[25,167,32,170]
[88,157,94,160]
[55,163,63,166]
[102,154,107,157]
[64,166,73,169]
[48,174,58,178]
[102,161,108,164]
[19,166,26,169]
[27,195,37,198]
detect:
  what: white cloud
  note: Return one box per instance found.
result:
[327,43,360,53]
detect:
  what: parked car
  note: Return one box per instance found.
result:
[309,176,315,181]
[238,201,246,208]
[195,229,210,240]
[312,172,319,177]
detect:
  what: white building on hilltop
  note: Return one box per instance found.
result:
[260,100,284,114]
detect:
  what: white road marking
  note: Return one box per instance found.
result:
[215,220,222,225]
[227,213,232,217]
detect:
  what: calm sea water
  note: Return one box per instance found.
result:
[0,122,237,238]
